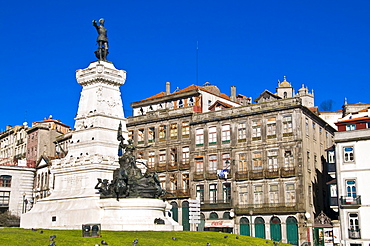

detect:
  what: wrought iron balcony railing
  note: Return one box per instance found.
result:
[340,196,361,208]
[348,228,361,239]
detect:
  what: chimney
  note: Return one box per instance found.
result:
[230,86,237,101]
[166,82,171,95]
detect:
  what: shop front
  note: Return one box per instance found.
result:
[204,219,234,233]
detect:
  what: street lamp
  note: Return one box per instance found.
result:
[249,210,253,237]
[22,192,26,214]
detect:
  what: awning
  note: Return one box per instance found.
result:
[205,219,234,228]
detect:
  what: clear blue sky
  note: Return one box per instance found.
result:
[2,0,370,130]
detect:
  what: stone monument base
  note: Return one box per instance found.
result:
[21,197,182,231]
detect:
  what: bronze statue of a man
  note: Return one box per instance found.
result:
[92,18,109,61]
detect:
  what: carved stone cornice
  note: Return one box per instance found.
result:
[76,61,126,87]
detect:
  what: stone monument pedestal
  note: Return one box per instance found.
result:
[21,196,182,231]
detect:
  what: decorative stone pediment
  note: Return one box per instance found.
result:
[314,211,332,227]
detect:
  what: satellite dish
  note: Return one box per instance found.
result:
[305,212,311,219]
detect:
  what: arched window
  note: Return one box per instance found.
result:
[254,217,265,239]
[209,212,218,219]
[270,216,282,241]
[286,216,298,245]
[170,201,178,222]
[240,217,250,236]
[223,212,231,219]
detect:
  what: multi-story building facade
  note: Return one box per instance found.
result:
[0,124,29,167]
[334,109,370,246]
[0,117,70,216]
[127,78,335,245]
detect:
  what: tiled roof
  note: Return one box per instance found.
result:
[336,116,370,124]
[135,84,231,103]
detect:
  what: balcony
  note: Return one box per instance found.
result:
[167,162,178,171]
[179,162,190,170]
[176,188,190,198]
[193,173,204,181]
[348,228,361,239]
[235,171,248,181]
[205,171,218,180]
[156,164,167,172]
[280,167,296,177]
[340,196,361,208]
[249,170,264,180]
[235,202,298,215]
[265,169,279,179]
[201,199,233,210]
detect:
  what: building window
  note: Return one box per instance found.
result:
[128,130,134,140]
[238,153,247,172]
[346,180,357,198]
[252,120,261,139]
[195,157,204,172]
[170,173,177,191]
[239,186,248,204]
[170,123,178,139]
[284,150,294,168]
[170,148,177,166]
[0,175,11,187]
[238,122,247,142]
[222,153,230,169]
[344,147,354,162]
[159,149,166,165]
[285,183,296,205]
[159,125,167,140]
[269,184,279,204]
[182,173,189,190]
[328,150,335,163]
[0,191,10,207]
[348,213,360,239]
[208,126,217,144]
[267,149,278,170]
[182,121,190,137]
[252,152,262,170]
[148,151,155,168]
[178,99,184,108]
[137,129,144,144]
[267,117,276,137]
[196,185,204,202]
[188,97,194,106]
[223,183,231,202]
[305,118,309,136]
[209,154,217,171]
[148,127,155,143]
[158,175,166,189]
[209,184,217,203]
[221,124,231,143]
[346,124,356,131]
[254,185,263,207]
[195,128,204,146]
[182,147,189,164]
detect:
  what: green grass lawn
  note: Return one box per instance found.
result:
[0,228,294,246]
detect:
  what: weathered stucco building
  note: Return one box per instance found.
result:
[127,78,335,245]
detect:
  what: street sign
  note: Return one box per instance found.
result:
[189,199,201,224]
[188,199,200,203]
[189,220,200,224]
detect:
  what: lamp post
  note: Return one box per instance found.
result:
[22,192,26,214]
[249,210,253,237]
